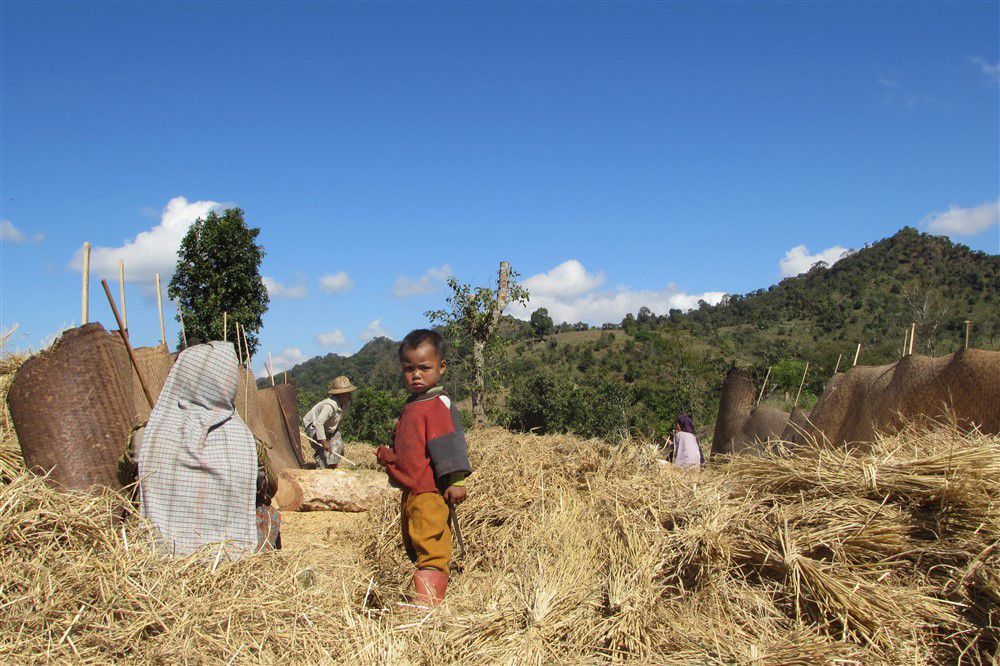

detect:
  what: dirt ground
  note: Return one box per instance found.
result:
[278,503,369,572]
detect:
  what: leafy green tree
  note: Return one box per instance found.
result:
[427,262,529,427]
[168,208,269,356]
[770,359,806,402]
[341,387,407,444]
[530,307,555,338]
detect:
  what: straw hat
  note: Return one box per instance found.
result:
[327,376,358,395]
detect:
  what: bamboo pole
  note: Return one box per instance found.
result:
[793,362,810,409]
[833,353,843,375]
[155,273,166,349]
[965,320,972,350]
[223,311,228,342]
[118,258,128,333]
[852,343,862,367]
[283,370,287,384]
[177,305,188,349]
[901,327,909,358]
[101,279,154,408]
[80,242,91,324]
[908,322,916,355]
[756,366,772,406]
[267,352,275,386]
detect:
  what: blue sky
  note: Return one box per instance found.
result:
[2,2,998,374]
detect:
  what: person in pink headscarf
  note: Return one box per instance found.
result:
[671,414,703,470]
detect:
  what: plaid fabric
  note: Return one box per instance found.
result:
[135,342,258,556]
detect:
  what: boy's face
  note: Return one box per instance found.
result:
[400,342,445,394]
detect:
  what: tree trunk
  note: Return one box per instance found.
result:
[472,338,486,427]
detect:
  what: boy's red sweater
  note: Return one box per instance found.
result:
[376,388,471,495]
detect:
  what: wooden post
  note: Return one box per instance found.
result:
[101,279,154,408]
[118,258,128,334]
[908,322,916,355]
[155,273,166,349]
[267,352,275,386]
[964,320,972,350]
[793,362,810,409]
[80,242,91,324]
[833,353,843,375]
[901,327,909,358]
[283,370,288,384]
[177,305,188,349]
[852,343,862,367]
[756,366,772,406]
[223,311,228,342]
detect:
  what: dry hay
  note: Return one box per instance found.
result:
[1,423,997,663]
[0,352,26,481]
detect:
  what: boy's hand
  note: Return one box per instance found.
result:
[373,446,391,468]
[443,485,467,506]
[320,439,331,452]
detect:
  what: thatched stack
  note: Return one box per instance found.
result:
[712,366,791,455]
[793,349,1000,447]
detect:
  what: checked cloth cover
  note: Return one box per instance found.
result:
[136,341,258,556]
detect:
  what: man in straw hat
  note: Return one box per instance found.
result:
[303,375,357,469]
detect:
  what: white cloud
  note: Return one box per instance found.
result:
[260,346,306,377]
[509,260,725,325]
[970,56,1000,82]
[359,319,390,342]
[1,219,43,244]
[69,196,222,284]
[263,276,308,299]
[316,329,349,348]
[779,245,850,278]
[393,264,452,297]
[319,271,354,294]
[522,260,606,298]
[922,198,1000,237]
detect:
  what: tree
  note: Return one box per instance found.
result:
[168,208,269,357]
[530,307,555,338]
[427,262,529,427]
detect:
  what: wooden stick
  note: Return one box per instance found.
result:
[267,352,275,386]
[908,322,916,355]
[852,343,862,367]
[155,273,166,349]
[235,323,244,365]
[223,311,228,342]
[240,323,251,368]
[101,279,154,408]
[793,362,810,409]
[81,242,91,324]
[283,370,287,384]
[756,366,772,406]
[833,353,843,375]
[901,327,909,358]
[177,305,188,349]
[118,258,128,333]
[965,320,972,350]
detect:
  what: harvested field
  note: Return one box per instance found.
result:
[2,423,997,664]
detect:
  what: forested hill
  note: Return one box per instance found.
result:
[279,227,998,437]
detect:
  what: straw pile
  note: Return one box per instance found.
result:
[0,352,26,482]
[1,421,997,663]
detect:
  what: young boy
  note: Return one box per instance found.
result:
[303,376,356,469]
[375,329,471,607]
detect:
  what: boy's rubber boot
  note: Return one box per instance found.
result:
[411,569,448,607]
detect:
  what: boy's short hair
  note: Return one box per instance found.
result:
[399,329,446,361]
